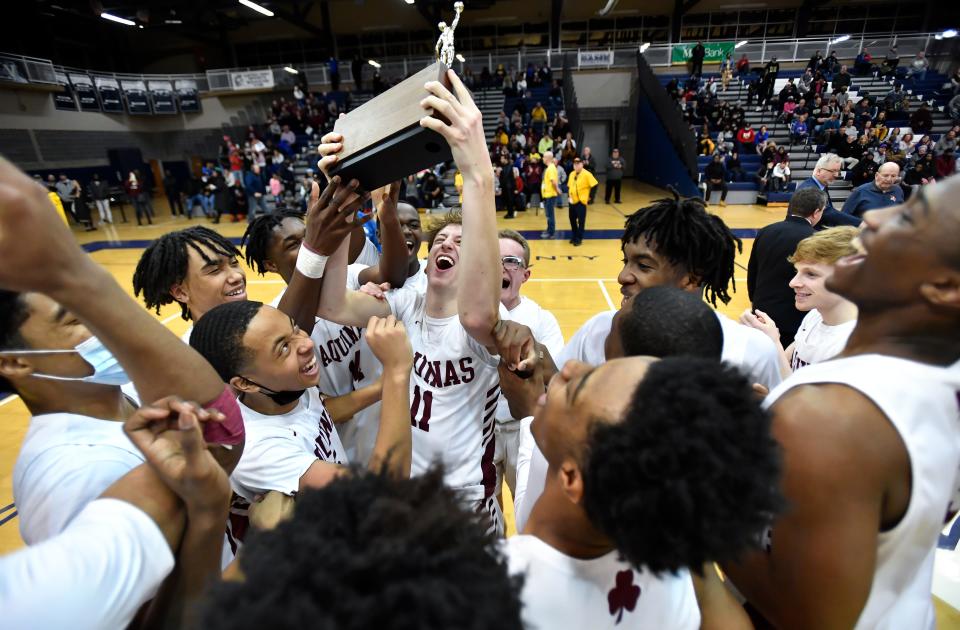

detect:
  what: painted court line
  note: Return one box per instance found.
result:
[597,280,616,310]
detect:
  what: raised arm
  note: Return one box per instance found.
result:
[356,181,410,288]
[316,233,392,327]
[419,70,500,347]
[363,315,413,477]
[276,176,367,334]
[0,158,225,408]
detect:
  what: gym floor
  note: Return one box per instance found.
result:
[0,180,957,625]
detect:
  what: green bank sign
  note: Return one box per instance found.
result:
[671,42,735,64]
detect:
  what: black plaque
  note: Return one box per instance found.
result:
[69,73,100,112]
[96,77,124,113]
[121,79,151,114]
[53,72,76,111]
[148,80,176,114]
[329,62,455,191]
[175,79,201,113]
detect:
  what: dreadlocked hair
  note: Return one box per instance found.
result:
[241,209,305,276]
[188,300,263,382]
[621,187,742,306]
[132,226,241,321]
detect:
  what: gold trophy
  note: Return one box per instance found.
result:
[329,2,465,190]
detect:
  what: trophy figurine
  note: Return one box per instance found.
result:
[328,2,465,191]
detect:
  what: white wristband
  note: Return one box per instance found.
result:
[295,244,328,279]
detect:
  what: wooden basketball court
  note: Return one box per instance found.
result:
[0,180,957,625]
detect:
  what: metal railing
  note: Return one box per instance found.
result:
[0,31,947,96]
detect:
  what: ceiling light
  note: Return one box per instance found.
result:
[830,34,851,45]
[943,29,958,39]
[455,53,465,62]
[100,12,135,26]
[164,19,183,24]
[405,0,415,4]
[735,40,748,48]
[935,34,944,40]
[368,59,381,68]
[239,0,274,17]
[639,42,650,52]
[284,66,298,74]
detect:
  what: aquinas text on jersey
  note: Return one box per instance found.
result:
[315,325,363,367]
[412,351,475,388]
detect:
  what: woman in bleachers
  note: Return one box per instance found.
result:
[755,125,770,152]
[726,151,746,182]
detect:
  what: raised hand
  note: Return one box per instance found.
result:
[0,157,89,294]
[123,396,230,515]
[493,319,540,375]
[365,315,413,373]
[317,130,343,181]
[419,70,491,178]
[739,308,780,345]
[497,359,546,420]
[303,176,370,256]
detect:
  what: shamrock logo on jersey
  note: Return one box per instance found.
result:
[607,569,641,624]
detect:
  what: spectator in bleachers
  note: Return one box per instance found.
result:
[842,162,903,218]
[690,42,706,77]
[726,151,745,182]
[703,154,729,207]
[698,130,716,156]
[880,45,900,78]
[531,102,548,134]
[907,52,929,84]
[949,94,960,122]
[716,126,735,153]
[791,115,809,146]
[851,153,878,186]
[736,123,756,154]
[903,153,936,194]
[559,132,577,165]
[832,65,852,93]
[605,149,625,203]
[269,173,283,198]
[537,133,553,157]
[807,51,824,74]
[835,86,850,108]
[524,153,543,209]
[89,173,112,225]
[747,186,824,346]
[816,112,842,145]
[884,83,908,113]
[540,151,560,236]
[934,129,957,156]
[936,148,956,178]
[756,159,774,192]
[771,159,792,191]
[736,53,751,77]
[420,171,442,209]
[721,54,734,91]
[796,154,861,228]
[854,97,877,125]
[949,69,960,96]
[854,48,873,75]
[498,155,518,220]
[581,146,597,174]
[755,125,770,151]
[837,133,862,170]
[910,103,933,134]
[798,69,814,94]
[824,51,840,76]
[549,79,563,106]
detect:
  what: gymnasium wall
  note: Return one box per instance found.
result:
[0,89,273,169]
[570,71,633,109]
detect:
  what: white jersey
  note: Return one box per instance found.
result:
[231,387,346,502]
[13,413,143,545]
[497,296,565,424]
[385,287,501,510]
[355,237,381,268]
[402,259,429,294]
[790,309,855,371]
[765,354,960,630]
[514,416,544,533]
[504,535,700,630]
[558,310,783,391]
[1,498,174,630]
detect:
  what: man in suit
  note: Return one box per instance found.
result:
[795,153,861,229]
[747,187,824,347]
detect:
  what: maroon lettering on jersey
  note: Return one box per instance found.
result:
[607,570,641,624]
[460,357,475,383]
[314,408,340,462]
[443,361,462,387]
[318,344,333,367]
[410,385,434,431]
[226,493,251,552]
[349,350,365,382]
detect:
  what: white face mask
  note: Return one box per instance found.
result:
[0,335,130,386]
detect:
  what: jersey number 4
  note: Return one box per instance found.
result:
[410,385,434,432]
[349,350,365,382]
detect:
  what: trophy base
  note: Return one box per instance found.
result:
[329,61,455,191]
[329,124,453,192]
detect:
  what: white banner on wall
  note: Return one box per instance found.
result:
[578,50,614,68]
[229,69,275,90]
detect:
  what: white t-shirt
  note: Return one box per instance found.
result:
[497,296,565,424]
[558,309,782,391]
[514,416,543,533]
[13,413,144,545]
[384,287,501,502]
[402,259,429,295]
[504,535,700,630]
[790,309,855,371]
[231,387,346,502]
[0,498,174,630]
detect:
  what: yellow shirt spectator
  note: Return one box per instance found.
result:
[541,163,558,199]
[568,165,598,204]
[497,130,509,146]
[531,104,547,122]
[47,191,69,225]
[454,171,464,204]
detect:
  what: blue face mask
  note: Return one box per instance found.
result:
[1,335,130,386]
